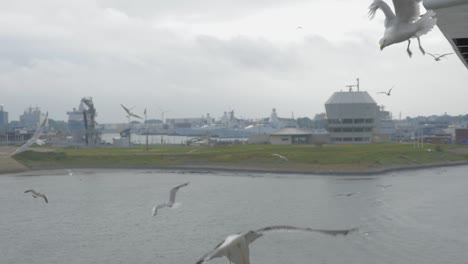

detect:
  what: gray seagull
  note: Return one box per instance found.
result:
[196,225,357,264]
[24,189,48,203]
[378,86,394,96]
[152,182,189,216]
[427,52,454,61]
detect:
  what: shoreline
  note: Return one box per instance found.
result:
[3,160,468,176]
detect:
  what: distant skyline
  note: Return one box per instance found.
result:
[1,0,468,123]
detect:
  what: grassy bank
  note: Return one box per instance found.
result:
[10,143,468,174]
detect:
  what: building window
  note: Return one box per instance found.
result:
[281,137,289,141]
[363,127,373,132]
[363,137,370,142]
[332,137,342,142]
[343,119,353,124]
[342,128,352,132]
[343,137,352,142]
[365,119,374,124]
[353,127,364,132]
[292,136,308,144]
[334,128,342,132]
[354,137,363,141]
[354,119,365,124]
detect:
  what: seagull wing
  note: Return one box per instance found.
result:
[121,104,131,115]
[427,52,437,58]
[369,0,396,27]
[439,53,454,58]
[24,189,37,195]
[130,113,143,119]
[39,194,48,203]
[388,86,394,94]
[11,113,48,157]
[195,239,230,263]
[152,203,168,216]
[392,0,421,22]
[255,225,358,237]
[196,234,248,264]
[169,182,189,204]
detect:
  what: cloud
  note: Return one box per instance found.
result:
[0,0,467,123]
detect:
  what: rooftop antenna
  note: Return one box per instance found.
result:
[356,78,360,91]
[345,85,355,92]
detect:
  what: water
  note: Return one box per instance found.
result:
[1,166,468,264]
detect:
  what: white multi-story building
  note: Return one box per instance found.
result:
[325,90,379,144]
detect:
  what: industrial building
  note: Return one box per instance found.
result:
[269,128,330,145]
[325,89,379,144]
[20,106,44,130]
[424,0,468,69]
[0,105,8,128]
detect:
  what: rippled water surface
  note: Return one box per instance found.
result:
[1,166,468,264]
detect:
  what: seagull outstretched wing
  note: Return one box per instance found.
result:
[368,0,395,27]
[152,203,167,216]
[169,182,189,204]
[255,225,358,236]
[392,0,421,23]
[11,112,48,156]
[121,104,132,115]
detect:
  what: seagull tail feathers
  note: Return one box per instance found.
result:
[415,10,437,37]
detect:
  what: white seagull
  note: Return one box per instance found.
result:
[24,189,48,203]
[152,182,189,216]
[11,112,48,156]
[272,154,288,161]
[368,0,437,57]
[196,225,357,264]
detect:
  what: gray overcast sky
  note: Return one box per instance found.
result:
[1,0,467,123]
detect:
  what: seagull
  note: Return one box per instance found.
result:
[377,184,392,189]
[196,225,357,264]
[335,192,360,197]
[10,112,48,156]
[152,182,189,216]
[427,52,454,61]
[272,154,288,161]
[24,189,48,203]
[296,26,303,29]
[378,86,394,96]
[368,0,437,57]
[121,104,143,120]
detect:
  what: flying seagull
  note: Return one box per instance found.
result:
[24,189,48,203]
[296,26,303,29]
[335,192,360,197]
[121,104,143,119]
[11,112,48,156]
[196,225,357,264]
[368,0,437,57]
[427,52,453,61]
[377,184,392,189]
[378,86,394,96]
[272,154,288,161]
[152,182,189,216]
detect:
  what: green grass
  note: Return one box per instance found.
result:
[13,143,468,173]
